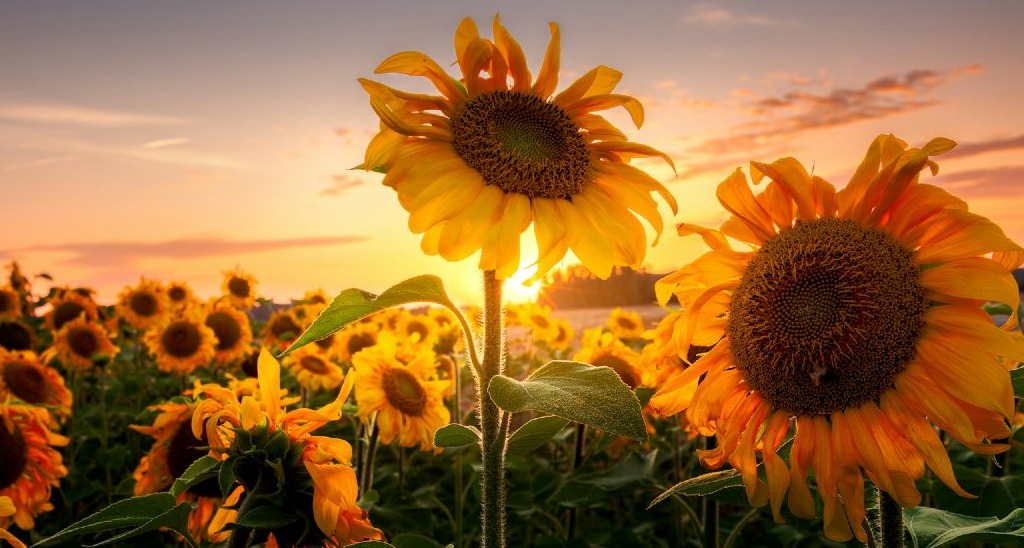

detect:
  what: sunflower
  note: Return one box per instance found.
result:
[351,337,451,450]
[50,318,119,370]
[44,290,99,333]
[260,309,305,353]
[117,278,169,331]
[574,328,644,389]
[394,309,439,349]
[0,403,68,532]
[0,351,71,425]
[0,321,35,353]
[301,288,331,307]
[166,281,197,309]
[547,318,575,351]
[0,287,20,321]
[204,302,253,366]
[360,15,677,280]
[283,347,344,392]
[606,307,645,339]
[192,350,382,545]
[335,322,380,363]
[222,268,258,310]
[650,135,1024,542]
[144,309,217,374]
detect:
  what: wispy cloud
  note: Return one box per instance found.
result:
[3,236,368,269]
[0,101,191,127]
[945,133,1024,159]
[933,166,1024,200]
[2,155,79,172]
[143,137,191,149]
[682,2,775,28]
[320,174,366,196]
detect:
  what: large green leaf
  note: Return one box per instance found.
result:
[506,415,571,455]
[233,505,299,529]
[648,470,742,509]
[434,423,480,448]
[169,455,219,497]
[487,360,647,441]
[1012,367,1024,397]
[280,275,461,356]
[904,507,1024,547]
[33,492,197,548]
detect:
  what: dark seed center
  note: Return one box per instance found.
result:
[227,277,251,298]
[68,326,99,358]
[299,355,329,375]
[53,301,85,331]
[166,420,222,498]
[270,315,301,341]
[346,332,377,357]
[167,286,187,302]
[450,90,590,199]
[0,421,27,490]
[129,292,159,317]
[728,218,925,416]
[592,354,639,389]
[205,311,242,351]
[2,360,49,404]
[162,321,202,358]
[0,321,32,351]
[382,367,427,416]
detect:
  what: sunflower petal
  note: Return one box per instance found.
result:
[375,51,465,101]
[554,65,622,104]
[492,15,531,92]
[531,22,562,98]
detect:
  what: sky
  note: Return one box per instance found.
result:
[2,0,1023,306]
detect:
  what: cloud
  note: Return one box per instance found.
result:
[320,174,366,196]
[933,166,1024,200]
[682,2,775,28]
[0,101,191,127]
[2,155,78,172]
[143,137,191,149]
[3,235,368,269]
[688,64,982,159]
[945,133,1024,159]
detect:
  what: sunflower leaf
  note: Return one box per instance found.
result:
[83,502,196,548]
[506,415,571,455]
[32,493,196,548]
[279,275,461,357]
[904,507,1024,547]
[347,542,397,548]
[170,455,220,497]
[487,360,647,441]
[1012,367,1024,397]
[647,469,742,509]
[434,423,481,448]
[232,505,299,529]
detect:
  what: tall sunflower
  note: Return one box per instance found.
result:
[361,15,677,280]
[50,318,119,370]
[44,290,99,333]
[204,301,253,366]
[0,403,68,532]
[283,347,345,392]
[351,336,451,450]
[117,278,169,331]
[144,309,217,375]
[0,351,72,425]
[222,269,258,310]
[650,135,1024,542]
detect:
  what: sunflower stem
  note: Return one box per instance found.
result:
[567,423,586,540]
[703,435,719,548]
[360,422,379,495]
[478,270,508,548]
[453,356,465,548]
[876,486,905,548]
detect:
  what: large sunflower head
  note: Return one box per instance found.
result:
[0,287,20,321]
[0,403,68,532]
[203,301,253,366]
[117,278,169,331]
[351,338,451,451]
[0,351,71,425]
[50,318,119,370]
[44,290,99,333]
[650,135,1024,542]
[283,347,345,392]
[144,308,218,375]
[0,321,35,353]
[222,269,258,310]
[361,15,678,280]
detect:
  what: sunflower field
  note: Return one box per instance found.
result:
[4,12,1024,548]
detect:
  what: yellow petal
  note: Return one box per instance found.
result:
[532,22,561,98]
[257,348,282,417]
[375,51,465,101]
[749,158,817,222]
[564,93,643,128]
[528,197,570,283]
[478,193,532,278]
[438,185,505,261]
[492,15,531,92]
[554,65,622,104]
[716,168,776,242]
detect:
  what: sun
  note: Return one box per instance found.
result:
[504,269,543,304]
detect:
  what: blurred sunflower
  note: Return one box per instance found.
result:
[165,281,196,309]
[222,269,257,310]
[525,304,559,343]
[0,495,26,548]
[336,322,380,363]
[0,287,19,321]
[301,288,331,307]
[284,347,344,392]
[574,329,643,389]
[547,318,575,351]
[360,15,677,280]
[394,310,439,349]
[49,318,119,370]
[0,321,35,353]
[144,309,217,374]
[261,309,304,352]
[606,307,645,339]
[352,337,451,450]
[117,278,169,331]
[0,403,68,532]
[204,302,253,366]
[651,135,1024,542]
[428,307,463,355]
[192,350,382,546]
[0,351,71,425]
[44,290,98,333]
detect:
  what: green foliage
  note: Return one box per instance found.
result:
[488,360,647,441]
[506,416,571,455]
[434,424,481,448]
[33,493,196,548]
[648,469,743,508]
[904,507,1024,547]
[1012,367,1024,397]
[169,455,219,497]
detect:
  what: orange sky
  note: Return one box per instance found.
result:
[2,1,1023,306]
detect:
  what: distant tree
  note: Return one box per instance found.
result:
[538,265,671,309]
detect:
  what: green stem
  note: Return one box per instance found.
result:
[876,486,904,548]
[567,423,586,540]
[478,270,507,548]
[98,367,112,504]
[453,359,465,548]
[360,422,380,495]
[703,435,719,548]
[722,508,760,548]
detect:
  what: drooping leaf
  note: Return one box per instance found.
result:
[506,415,570,455]
[648,469,743,509]
[34,492,196,548]
[280,275,462,356]
[487,360,646,441]
[434,423,481,448]
[170,455,219,497]
[904,507,1024,547]
[84,503,195,548]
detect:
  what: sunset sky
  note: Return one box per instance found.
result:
[2,1,1023,305]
